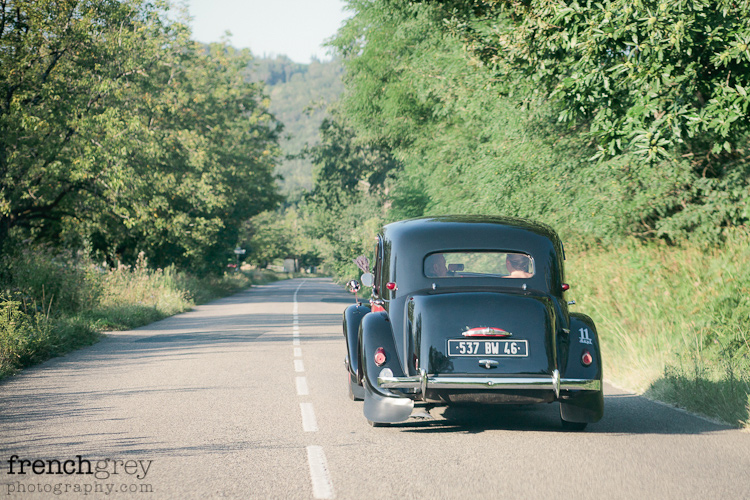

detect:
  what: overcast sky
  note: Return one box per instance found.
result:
[184,0,350,63]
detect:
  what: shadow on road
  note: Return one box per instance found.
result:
[387,390,731,436]
[2,277,732,467]
[0,279,352,461]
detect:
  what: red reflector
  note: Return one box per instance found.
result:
[562,283,570,291]
[374,348,386,366]
[581,350,593,366]
[386,282,397,290]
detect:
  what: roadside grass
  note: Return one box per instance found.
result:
[0,252,282,380]
[566,230,750,429]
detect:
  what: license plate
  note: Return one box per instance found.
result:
[448,339,528,357]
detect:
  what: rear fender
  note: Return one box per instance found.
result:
[343,303,371,380]
[359,312,414,423]
[560,313,604,423]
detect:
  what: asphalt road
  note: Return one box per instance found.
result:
[1,278,749,499]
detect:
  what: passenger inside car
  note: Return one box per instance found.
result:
[505,254,533,278]
[424,253,447,277]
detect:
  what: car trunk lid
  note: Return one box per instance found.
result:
[407,291,558,377]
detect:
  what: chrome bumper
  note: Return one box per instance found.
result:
[377,369,600,398]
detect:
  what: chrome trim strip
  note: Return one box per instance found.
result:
[419,368,428,397]
[560,378,602,391]
[462,327,511,338]
[552,369,560,398]
[377,374,601,393]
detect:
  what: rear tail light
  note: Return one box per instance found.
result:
[386,282,397,290]
[581,350,593,366]
[374,347,386,366]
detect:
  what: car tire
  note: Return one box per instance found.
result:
[348,371,364,401]
[560,419,588,431]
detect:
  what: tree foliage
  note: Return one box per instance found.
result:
[322,0,749,247]
[297,110,398,278]
[445,0,750,162]
[0,0,281,272]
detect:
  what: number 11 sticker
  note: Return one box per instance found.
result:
[579,328,593,345]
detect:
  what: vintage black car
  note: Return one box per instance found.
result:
[343,216,603,429]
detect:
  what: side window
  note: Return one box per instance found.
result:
[372,237,383,297]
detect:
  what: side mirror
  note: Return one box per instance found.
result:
[360,273,374,287]
[347,280,361,293]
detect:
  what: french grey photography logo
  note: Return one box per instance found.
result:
[4,455,154,496]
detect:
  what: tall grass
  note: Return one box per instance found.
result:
[0,251,277,379]
[566,230,750,428]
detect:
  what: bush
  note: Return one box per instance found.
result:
[567,230,750,427]
[0,250,262,379]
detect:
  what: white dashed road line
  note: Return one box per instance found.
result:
[296,376,309,396]
[292,280,335,498]
[306,446,335,500]
[300,402,319,432]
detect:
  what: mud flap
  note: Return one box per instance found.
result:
[560,390,604,423]
[363,379,414,424]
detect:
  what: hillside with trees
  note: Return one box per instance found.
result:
[250,56,344,198]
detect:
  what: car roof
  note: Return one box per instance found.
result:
[379,215,565,294]
[382,215,562,252]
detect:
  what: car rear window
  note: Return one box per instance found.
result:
[424,252,535,278]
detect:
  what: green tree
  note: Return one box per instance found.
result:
[308,113,398,211]
[245,207,321,270]
[326,0,749,243]
[0,0,175,245]
[1,0,282,271]
[300,111,398,278]
[89,41,283,271]
[442,0,750,239]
